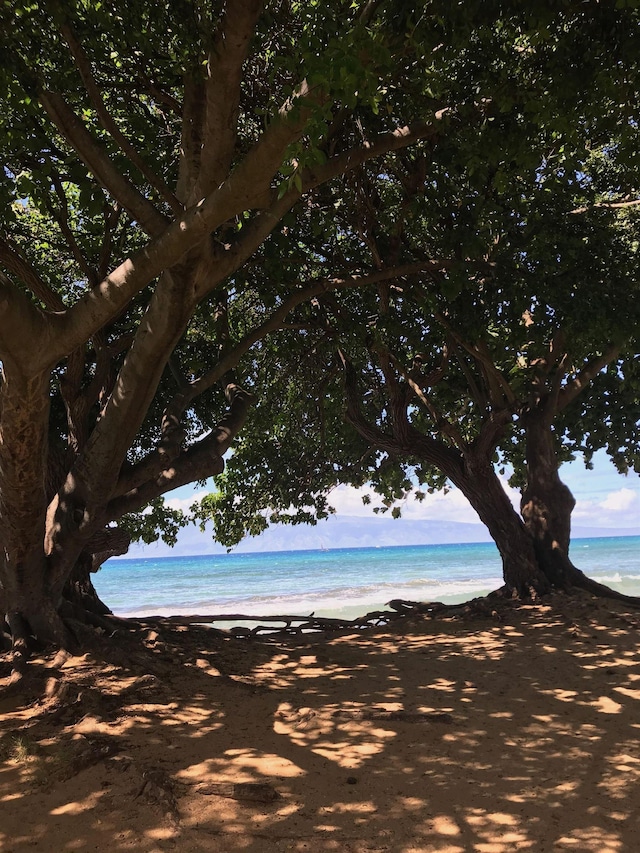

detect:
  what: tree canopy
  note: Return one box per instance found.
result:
[203,138,640,589]
[1,0,639,662]
[199,13,640,595]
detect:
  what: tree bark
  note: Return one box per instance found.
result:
[520,408,576,588]
[443,450,550,597]
[62,525,131,617]
[520,407,640,606]
[0,367,73,645]
[63,553,112,616]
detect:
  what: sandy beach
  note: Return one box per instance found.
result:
[1,591,640,852]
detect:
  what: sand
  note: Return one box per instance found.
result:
[1,592,640,852]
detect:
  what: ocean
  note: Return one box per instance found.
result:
[93,535,640,622]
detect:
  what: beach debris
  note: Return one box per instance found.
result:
[195,780,281,803]
[331,708,453,723]
[61,735,121,779]
[135,766,180,823]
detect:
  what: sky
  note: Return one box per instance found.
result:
[126,448,640,558]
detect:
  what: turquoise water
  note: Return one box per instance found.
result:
[93,535,640,620]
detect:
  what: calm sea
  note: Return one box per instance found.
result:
[93,535,640,622]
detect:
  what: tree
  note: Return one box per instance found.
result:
[436,188,640,597]
[203,74,640,597]
[1,0,481,660]
[516,155,640,591]
[208,164,640,599]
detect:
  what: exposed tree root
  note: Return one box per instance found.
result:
[568,568,640,608]
[133,594,521,639]
[6,611,31,678]
[2,574,637,708]
[59,599,122,634]
[331,708,454,723]
[535,546,640,609]
[0,600,125,688]
[134,606,422,638]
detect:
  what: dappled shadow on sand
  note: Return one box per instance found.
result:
[1,592,640,852]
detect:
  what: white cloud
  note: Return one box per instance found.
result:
[601,488,639,513]
[327,482,485,525]
[165,490,210,513]
[325,484,376,517]
[398,488,478,524]
[573,487,640,529]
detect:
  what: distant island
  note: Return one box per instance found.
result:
[127,515,640,559]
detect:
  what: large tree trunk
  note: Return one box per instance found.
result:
[63,553,111,616]
[1,557,72,650]
[406,432,549,597]
[445,451,550,597]
[62,526,131,617]
[520,409,576,588]
[521,408,640,606]
[0,367,76,649]
[0,366,124,654]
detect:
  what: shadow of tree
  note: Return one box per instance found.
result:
[1,593,640,852]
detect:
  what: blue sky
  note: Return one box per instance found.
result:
[128,448,640,557]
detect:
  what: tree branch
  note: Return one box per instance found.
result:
[39,90,170,237]
[556,343,622,412]
[187,260,460,414]
[60,348,91,452]
[71,265,199,500]
[59,21,182,215]
[107,440,224,521]
[107,384,254,519]
[302,119,447,194]
[0,238,66,311]
[451,341,488,409]
[136,71,182,115]
[435,313,516,407]
[50,105,452,366]
[48,168,99,286]
[195,0,264,199]
[46,82,320,359]
[571,198,640,215]
[363,370,465,479]
[473,409,512,459]
[176,74,206,205]
[389,352,466,450]
[97,203,122,280]
[338,350,398,454]
[546,350,570,416]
